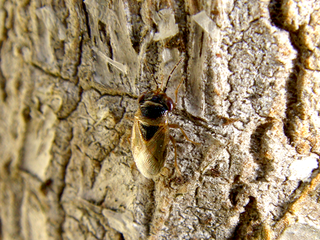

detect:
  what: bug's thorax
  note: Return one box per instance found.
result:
[137,90,174,124]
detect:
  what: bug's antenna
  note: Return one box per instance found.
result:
[163,57,184,92]
[144,60,159,89]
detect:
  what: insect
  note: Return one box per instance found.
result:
[131,58,198,179]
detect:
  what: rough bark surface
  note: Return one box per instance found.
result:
[0,0,320,239]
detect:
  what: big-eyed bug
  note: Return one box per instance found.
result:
[131,58,197,178]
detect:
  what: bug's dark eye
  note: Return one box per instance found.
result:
[166,98,174,111]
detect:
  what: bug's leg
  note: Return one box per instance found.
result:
[169,124,200,145]
[126,134,132,145]
[169,135,181,176]
[174,76,185,105]
[124,113,135,121]
[124,116,135,144]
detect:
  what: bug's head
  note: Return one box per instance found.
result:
[138,91,174,119]
[138,58,184,119]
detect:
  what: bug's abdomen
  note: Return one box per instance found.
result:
[131,118,169,178]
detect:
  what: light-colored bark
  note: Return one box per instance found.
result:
[0,0,320,239]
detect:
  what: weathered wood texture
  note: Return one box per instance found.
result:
[0,0,320,239]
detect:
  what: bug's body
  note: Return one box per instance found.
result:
[131,90,173,178]
[131,58,198,179]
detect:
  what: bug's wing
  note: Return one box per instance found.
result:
[131,119,169,178]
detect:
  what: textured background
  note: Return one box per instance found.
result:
[0,0,320,239]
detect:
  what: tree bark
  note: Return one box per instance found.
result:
[0,0,320,239]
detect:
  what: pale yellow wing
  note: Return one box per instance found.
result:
[131,118,169,178]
